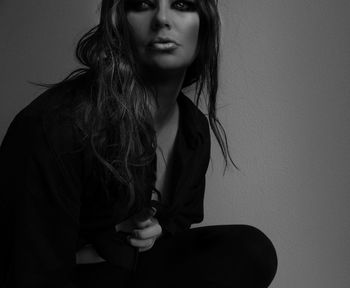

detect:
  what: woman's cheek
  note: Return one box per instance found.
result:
[183,18,200,59]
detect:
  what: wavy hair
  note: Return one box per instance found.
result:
[59,0,235,211]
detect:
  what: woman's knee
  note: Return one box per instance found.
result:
[184,224,278,287]
[191,224,278,286]
[233,225,278,287]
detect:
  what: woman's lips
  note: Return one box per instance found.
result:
[149,42,178,51]
[148,37,179,51]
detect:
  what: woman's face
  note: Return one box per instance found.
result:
[125,0,200,73]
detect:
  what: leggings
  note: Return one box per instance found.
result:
[75,225,278,288]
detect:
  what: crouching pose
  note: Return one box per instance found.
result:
[0,0,277,287]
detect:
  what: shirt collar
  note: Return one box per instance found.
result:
[177,92,204,150]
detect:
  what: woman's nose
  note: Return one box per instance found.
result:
[152,4,171,29]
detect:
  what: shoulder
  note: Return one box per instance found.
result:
[5,75,90,155]
[18,74,90,122]
[178,92,208,122]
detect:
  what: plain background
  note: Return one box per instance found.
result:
[1,1,349,287]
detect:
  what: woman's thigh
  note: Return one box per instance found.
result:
[132,225,278,288]
[73,225,278,288]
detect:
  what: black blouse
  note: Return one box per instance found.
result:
[0,78,211,287]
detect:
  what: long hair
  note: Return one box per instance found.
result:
[183,0,236,170]
[59,0,235,211]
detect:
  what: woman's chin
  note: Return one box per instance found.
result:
[144,59,190,74]
[138,49,196,75]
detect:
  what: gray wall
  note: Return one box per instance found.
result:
[1,1,349,287]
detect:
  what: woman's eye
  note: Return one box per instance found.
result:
[126,0,196,12]
[173,1,197,11]
[126,0,155,12]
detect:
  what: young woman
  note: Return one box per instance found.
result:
[0,0,277,287]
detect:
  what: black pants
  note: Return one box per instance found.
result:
[75,225,278,288]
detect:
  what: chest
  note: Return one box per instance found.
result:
[154,113,179,203]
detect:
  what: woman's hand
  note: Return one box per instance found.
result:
[75,208,162,263]
[127,216,162,252]
[116,207,162,252]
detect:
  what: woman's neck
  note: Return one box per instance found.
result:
[145,69,185,132]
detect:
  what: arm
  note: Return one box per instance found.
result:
[80,208,160,266]
[76,208,162,264]
[158,177,206,235]
[0,115,80,288]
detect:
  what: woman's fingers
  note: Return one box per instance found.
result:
[128,218,162,252]
[133,221,162,239]
[134,218,153,229]
[128,236,155,251]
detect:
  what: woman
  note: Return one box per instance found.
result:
[0,0,277,287]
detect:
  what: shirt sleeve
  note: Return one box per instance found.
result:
[0,115,80,288]
[91,228,138,271]
[158,177,206,236]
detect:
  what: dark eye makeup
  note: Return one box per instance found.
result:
[125,0,197,12]
[125,0,155,12]
[173,0,197,11]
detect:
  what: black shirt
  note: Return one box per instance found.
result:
[0,78,210,287]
